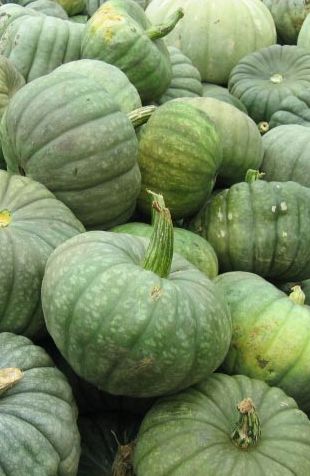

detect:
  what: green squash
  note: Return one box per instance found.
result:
[137,100,222,220]
[215,271,310,413]
[57,0,86,15]
[0,3,41,38]
[1,71,141,229]
[84,0,148,16]
[190,178,310,281]
[175,97,263,186]
[228,44,310,123]
[69,13,88,22]
[261,125,310,187]
[134,372,310,475]
[202,83,248,114]
[262,0,310,44]
[146,0,276,85]
[0,14,84,82]
[157,46,202,105]
[0,332,80,475]
[54,58,142,113]
[81,0,183,102]
[269,89,310,128]
[0,170,84,338]
[297,11,310,49]
[26,0,69,18]
[112,221,218,278]
[41,193,232,397]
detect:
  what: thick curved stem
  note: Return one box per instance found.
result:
[146,8,184,40]
[245,169,265,183]
[128,105,156,128]
[289,285,305,305]
[0,368,23,396]
[231,398,261,449]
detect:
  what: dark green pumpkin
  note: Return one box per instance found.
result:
[134,372,310,475]
[81,0,183,102]
[202,82,248,114]
[0,332,80,475]
[215,271,310,413]
[0,170,84,338]
[269,89,310,128]
[190,179,310,281]
[111,221,218,278]
[1,71,141,229]
[137,100,222,220]
[228,44,310,123]
[26,0,69,18]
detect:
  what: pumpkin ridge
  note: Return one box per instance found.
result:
[0,172,11,205]
[27,14,46,81]
[1,228,16,320]
[254,445,299,474]
[265,184,281,277]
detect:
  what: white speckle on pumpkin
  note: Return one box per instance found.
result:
[271,205,276,213]
[282,231,287,238]
[220,230,226,238]
[217,210,223,221]
[228,213,233,220]
[280,201,288,211]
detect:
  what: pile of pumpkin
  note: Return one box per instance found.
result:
[2,0,310,474]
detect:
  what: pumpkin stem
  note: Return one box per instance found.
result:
[0,209,12,228]
[0,368,23,395]
[258,121,269,135]
[143,191,173,278]
[245,169,265,183]
[289,285,305,305]
[146,8,184,40]
[127,105,156,128]
[111,438,135,476]
[231,398,261,449]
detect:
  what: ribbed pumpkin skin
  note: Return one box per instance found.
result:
[190,180,310,281]
[0,4,40,38]
[157,46,202,105]
[41,230,232,397]
[0,171,84,338]
[176,97,263,186]
[26,0,69,19]
[228,45,310,123]
[134,373,310,476]
[54,59,142,113]
[262,125,310,187]
[0,54,25,115]
[81,0,172,102]
[57,0,86,15]
[111,221,219,278]
[215,271,310,413]
[298,11,310,48]
[262,0,310,44]
[269,90,310,128]
[0,332,80,475]
[1,72,141,229]
[137,100,222,220]
[0,14,84,82]
[202,83,248,113]
[146,0,276,85]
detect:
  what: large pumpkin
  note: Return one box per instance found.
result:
[0,332,80,475]
[41,193,232,397]
[269,89,310,128]
[145,0,276,84]
[133,372,310,475]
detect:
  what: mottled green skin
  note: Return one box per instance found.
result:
[157,46,202,105]
[190,180,310,281]
[0,14,84,82]
[262,125,310,187]
[112,221,218,278]
[57,0,86,15]
[81,0,172,102]
[78,412,140,476]
[0,171,84,337]
[278,278,310,304]
[0,332,80,475]
[84,0,148,16]
[176,97,263,186]
[269,90,310,128]
[41,231,232,397]
[1,72,141,229]
[202,83,248,114]
[0,4,41,39]
[26,0,69,19]
[134,372,310,476]
[262,0,310,44]
[228,45,310,123]
[54,59,141,113]
[215,272,310,412]
[137,100,222,220]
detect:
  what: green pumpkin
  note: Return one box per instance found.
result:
[134,372,310,475]
[0,170,84,338]
[269,89,310,128]
[81,0,183,102]
[54,58,142,113]
[262,0,310,44]
[85,0,148,16]
[0,4,40,38]
[26,0,69,18]
[261,125,310,187]
[69,13,88,22]
[157,46,202,105]
[0,332,80,475]
[0,14,84,82]
[41,193,232,397]
[146,0,276,85]
[190,178,310,281]
[202,83,248,114]
[57,0,86,15]
[1,71,141,229]
[112,221,218,278]
[215,271,310,413]
[298,11,310,49]
[175,97,263,186]
[228,44,310,123]
[137,100,222,220]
